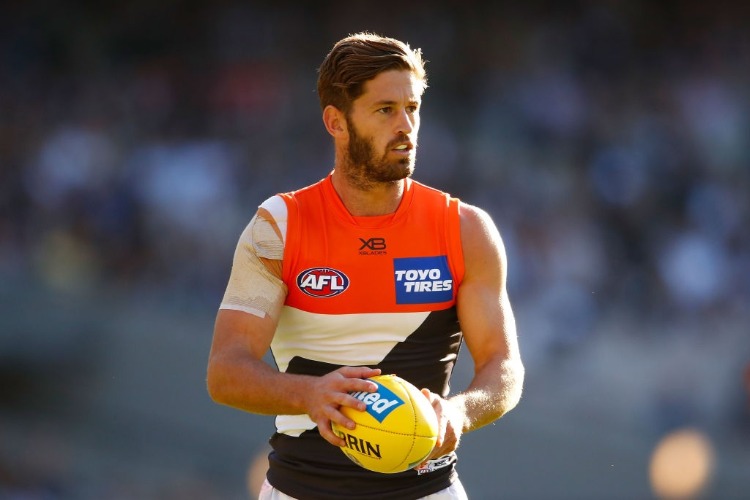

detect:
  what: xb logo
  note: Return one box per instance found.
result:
[359,237,386,251]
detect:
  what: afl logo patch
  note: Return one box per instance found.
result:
[297,267,350,298]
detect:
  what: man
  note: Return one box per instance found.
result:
[207,32,524,500]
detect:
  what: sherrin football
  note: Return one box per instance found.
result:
[331,374,438,474]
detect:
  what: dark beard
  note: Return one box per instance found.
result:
[343,121,414,190]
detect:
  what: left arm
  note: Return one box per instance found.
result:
[423,203,524,459]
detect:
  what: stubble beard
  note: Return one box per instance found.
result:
[342,122,416,191]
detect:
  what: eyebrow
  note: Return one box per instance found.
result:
[371,99,420,108]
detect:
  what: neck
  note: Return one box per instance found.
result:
[330,169,405,217]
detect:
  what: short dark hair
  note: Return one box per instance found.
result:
[317,32,428,113]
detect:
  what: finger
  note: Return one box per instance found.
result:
[434,405,447,449]
[336,376,380,395]
[319,419,347,447]
[337,366,381,380]
[429,432,451,460]
[426,437,447,462]
[317,405,354,446]
[329,390,367,412]
[329,412,356,432]
[420,390,445,450]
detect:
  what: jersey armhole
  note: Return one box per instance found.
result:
[447,198,465,290]
[258,195,289,242]
[275,192,298,285]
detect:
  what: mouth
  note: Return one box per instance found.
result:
[391,143,413,153]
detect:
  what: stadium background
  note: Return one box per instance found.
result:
[1,1,749,498]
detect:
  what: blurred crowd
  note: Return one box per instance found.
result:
[2,1,750,498]
[3,1,749,315]
[2,1,749,358]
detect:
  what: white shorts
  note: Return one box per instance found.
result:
[258,478,468,500]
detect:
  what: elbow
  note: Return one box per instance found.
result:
[500,358,525,415]
[512,361,526,407]
[206,359,228,405]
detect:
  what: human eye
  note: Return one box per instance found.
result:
[406,104,419,114]
[377,106,392,115]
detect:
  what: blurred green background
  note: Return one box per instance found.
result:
[1,1,749,498]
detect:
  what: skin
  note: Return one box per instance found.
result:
[206,69,524,458]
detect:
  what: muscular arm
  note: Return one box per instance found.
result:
[206,210,379,446]
[207,309,380,445]
[424,203,524,458]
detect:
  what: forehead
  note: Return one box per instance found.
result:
[357,69,423,106]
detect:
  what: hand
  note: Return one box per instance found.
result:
[420,389,464,462]
[304,366,381,447]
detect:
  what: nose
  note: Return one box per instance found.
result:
[394,108,416,135]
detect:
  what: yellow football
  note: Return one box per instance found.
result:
[331,374,438,474]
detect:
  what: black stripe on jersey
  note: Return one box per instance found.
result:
[267,430,456,500]
[377,306,462,396]
[272,307,462,498]
[284,307,463,396]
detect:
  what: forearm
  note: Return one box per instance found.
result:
[208,350,382,448]
[207,351,314,416]
[449,356,525,433]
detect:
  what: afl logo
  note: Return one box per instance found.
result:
[297,267,350,298]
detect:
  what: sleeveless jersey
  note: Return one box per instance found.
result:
[267,174,465,500]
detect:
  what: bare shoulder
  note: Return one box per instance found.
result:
[458,202,506,271]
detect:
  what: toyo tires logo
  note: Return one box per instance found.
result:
[393,256,453,304]
[297,267,350,298]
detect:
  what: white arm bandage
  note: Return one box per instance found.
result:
[219,197,288,319]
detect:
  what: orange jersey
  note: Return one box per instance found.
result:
[272,174,465,397]
[279,174,464,314]
[267,175,465,498]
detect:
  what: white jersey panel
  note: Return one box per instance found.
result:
[272,307,430,372]
[260,194,288,242]
[275,414,316,437]
[271,307,431,436]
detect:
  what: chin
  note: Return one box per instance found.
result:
[401,161,415,178]
[389,163,413,181]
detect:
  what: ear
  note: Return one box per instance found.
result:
[322,105,348,139]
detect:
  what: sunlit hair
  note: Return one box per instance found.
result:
[317,32,428,113]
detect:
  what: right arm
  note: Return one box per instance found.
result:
[205,208,379,445]
[207,308,380,445]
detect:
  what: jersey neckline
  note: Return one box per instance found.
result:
[323,173,414,229]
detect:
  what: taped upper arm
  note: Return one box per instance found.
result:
[219,196,289,320]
